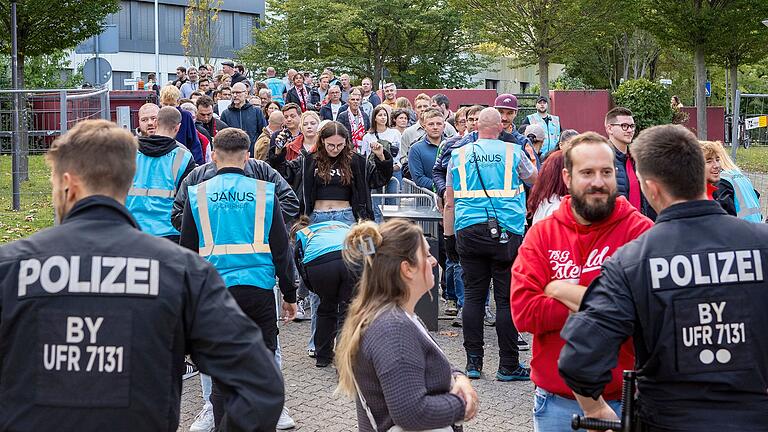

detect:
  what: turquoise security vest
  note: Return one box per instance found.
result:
[126,146,192,237]
[720,169,762,223]
[188,173,277,289]
[295,221,351,264]
[526,113,560,157]
[450,138,526,235]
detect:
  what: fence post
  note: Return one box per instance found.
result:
[731,90,740,163]
[59,90,68,134]
[102,89,111,120]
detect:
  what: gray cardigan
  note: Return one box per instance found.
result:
[354,307,465,431]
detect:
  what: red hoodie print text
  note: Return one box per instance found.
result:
[549,246,610,280]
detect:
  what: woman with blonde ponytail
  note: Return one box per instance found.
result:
[336,219,478,432]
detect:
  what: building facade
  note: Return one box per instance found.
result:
[472,57,565,94]
[69,0,264,89]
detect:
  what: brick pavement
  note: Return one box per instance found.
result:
[179,311,535,432]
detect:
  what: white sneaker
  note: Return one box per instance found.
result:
[294,299,307,321]
[189,404,214,432]
[276,406,296,430]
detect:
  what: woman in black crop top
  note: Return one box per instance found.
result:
[270,121,394,224]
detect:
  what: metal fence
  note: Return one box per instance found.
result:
[0,87,110,212]
[372,178,442,239]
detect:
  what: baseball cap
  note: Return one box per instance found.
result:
[524,124,546,142]
[536,95,549,103]
[221,60,235,67]
[494,94,518,110]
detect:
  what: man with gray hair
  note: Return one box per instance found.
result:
[126,106,196,241]
[180,67,200,98]
[444,107,537,382]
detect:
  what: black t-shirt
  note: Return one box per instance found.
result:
[315,161,352,201]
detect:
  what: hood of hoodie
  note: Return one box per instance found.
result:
[138,135,179,157]
[227,101,252,112]
[552,194,637,234]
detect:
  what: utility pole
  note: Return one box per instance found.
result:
[10,0,21,210]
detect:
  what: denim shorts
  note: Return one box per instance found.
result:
[310,207,356,225]
[533,387,621,432]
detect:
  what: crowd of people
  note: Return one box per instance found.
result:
[0,61,765,432]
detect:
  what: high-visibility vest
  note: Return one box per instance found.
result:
[126,146,192,237]
[526,113,560,157]
[720,169,762,223]
[295,221,351,264]
[450,138,527,235]
[188,173,277,289]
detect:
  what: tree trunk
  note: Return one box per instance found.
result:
[538,55,549,97]
[694,44,707,139]
[729,63,738,135]
[373,54,384,90]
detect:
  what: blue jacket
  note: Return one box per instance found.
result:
[319,102,348,121]
[432,129,531,198]
[408,136,440,190]
[612,144,657,220]
[176,108,204,164]
[220,102,267,157]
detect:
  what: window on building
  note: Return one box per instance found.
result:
[116,0,131,40]
[238,14,259,48]
[112,71,134,90]
[161,4,185,45]
[519,81,530,94]
[218,11,234,48]
[485,79,499,90]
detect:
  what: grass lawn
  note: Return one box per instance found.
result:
[0,155,54,243]
[736,146,768,173]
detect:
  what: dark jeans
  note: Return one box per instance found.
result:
[304,253,356,363]
[212,286,278,428]
[457,223,522,369]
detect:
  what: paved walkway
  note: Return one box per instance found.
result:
[179,309,536,431]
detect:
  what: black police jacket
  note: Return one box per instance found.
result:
[0,196,284,431]
[172,159,300,230]
[559,200,768,431]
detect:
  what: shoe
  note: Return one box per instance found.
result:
[294,299,307,321]
[517,334,530,351]
[496,364,531,382]
[307,348,316,358]
[189,404,214,432]
[445,300,458,316]
[183,360,199,380]
[316,358,332,368]
[465,355,483,379]
[484,306,496,327]
[276,407,296,430]
[451,307,463,327]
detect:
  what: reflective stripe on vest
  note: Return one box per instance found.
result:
[454,143,522,199]
[721,170,762,222]
[527,113,560,155]
[197,180,271,256]
[128,148,188,197]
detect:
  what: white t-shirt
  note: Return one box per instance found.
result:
[331,102,343,120]
[361,128,402,163]
[532,195,563,225]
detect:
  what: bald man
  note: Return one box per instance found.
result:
[264,67,286,106]
[136,103,160,137]
[255,111,284,161]
[220,82,267,157]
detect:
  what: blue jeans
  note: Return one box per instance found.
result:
[385,172,401,205]
[533,387,621,432]
[200,374,212,408]
[446,257,465,307]
[310,207,356,225]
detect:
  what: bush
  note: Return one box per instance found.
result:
[612,79,674,132]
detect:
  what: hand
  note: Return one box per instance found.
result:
[450,374,478,421]
[282,302,297,322]
[371,141,385,160]
[584,402,619,432]
[444,235,459,262]
[576,394,619,432]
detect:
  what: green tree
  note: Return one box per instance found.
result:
[642,0,736,139]
[452,0,617,96]
[181,0,224,67]
[612,78,673,131]
[0,0,120,87]
[240,0,487,89]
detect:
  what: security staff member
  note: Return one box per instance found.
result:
[0,120,284,431]
[444,108,538,381]
[179,128,298,428]
[522,95,560,157]
[171,154,299,229]
[559,124,768,431]
[126,106,196,241]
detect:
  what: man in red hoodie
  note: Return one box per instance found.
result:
[511,131,653,431]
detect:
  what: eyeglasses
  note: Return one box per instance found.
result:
[610,123,636,131]
[325,142,346,150]
[232,90,246,95]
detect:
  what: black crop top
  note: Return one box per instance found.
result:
[315,166,352,201]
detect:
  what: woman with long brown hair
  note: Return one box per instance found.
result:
[270,121,393,224]
[527,150,569,225]
[336,220,478,432]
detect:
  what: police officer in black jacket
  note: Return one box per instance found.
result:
[0,120,284,431]
[559,124,768,432]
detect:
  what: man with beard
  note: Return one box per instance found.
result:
[443,108,538,382]
[521,96,561,158]
[510,132,652,431]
